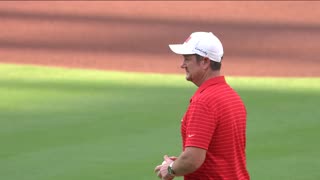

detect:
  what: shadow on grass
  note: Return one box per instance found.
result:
[1,77,320,180]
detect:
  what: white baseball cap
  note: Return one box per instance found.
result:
[169,32,224,62]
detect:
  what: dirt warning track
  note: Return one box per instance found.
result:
[0,1,319,77]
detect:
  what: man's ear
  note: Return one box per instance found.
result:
[202,57,211,69]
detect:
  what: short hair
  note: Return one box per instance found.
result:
[195,54,222,71]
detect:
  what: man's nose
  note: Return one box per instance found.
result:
[180,62,186,69]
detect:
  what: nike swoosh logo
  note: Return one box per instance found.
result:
[188,134,195,138]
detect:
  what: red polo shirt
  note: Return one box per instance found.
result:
[181,76,249,180]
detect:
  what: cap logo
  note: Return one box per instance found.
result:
[195,47,207,55]
[184,36,191,43]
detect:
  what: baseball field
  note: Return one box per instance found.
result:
[1,64,320,180]
[1,1,320,180]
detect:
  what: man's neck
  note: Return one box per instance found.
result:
[194,70,221,87]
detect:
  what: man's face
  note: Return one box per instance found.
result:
[180,55,203,82]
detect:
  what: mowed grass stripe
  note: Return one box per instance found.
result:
[0,64,319,180]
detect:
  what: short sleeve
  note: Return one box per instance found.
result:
[185,100,217,150]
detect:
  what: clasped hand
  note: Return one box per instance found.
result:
[154,155,177,180]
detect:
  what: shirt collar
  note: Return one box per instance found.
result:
[190,76,226,102]
[198,76,226,93]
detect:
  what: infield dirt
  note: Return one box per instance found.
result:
[0,1,319,77]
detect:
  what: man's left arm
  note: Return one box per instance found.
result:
[155,146,206,179]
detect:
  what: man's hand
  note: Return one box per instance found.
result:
[154,155,175,180]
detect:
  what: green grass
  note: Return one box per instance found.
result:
[0,63,319,180]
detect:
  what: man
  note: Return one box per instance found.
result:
[154,32,250,180]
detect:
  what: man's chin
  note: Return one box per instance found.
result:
[185,75,192,81]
